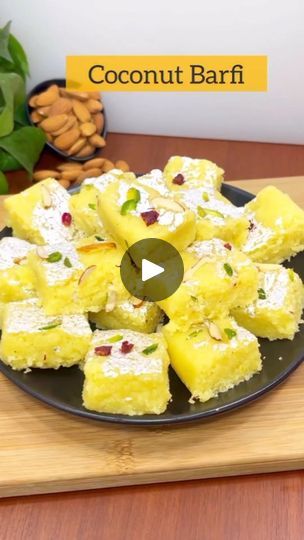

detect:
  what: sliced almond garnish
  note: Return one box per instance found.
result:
[205,321,222,341]
[76,241,116,253]
[78,265,96,285]
[105,287,117,313]
[36,246,49,259]
[130,295,144,308]
[41,185,52,209]
[13,256,26,265]
[151,196,185,213]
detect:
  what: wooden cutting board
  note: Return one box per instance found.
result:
[0,176,303,498]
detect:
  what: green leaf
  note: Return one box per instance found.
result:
[8,33,29,80]
[0,72,25,136]
[0,149,21,171]
[142,343,158,355]
[0,171,8,194]
[0,126,46,174]
[0,22,12,63]
[14,102,28,126]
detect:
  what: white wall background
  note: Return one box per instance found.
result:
[1,0,304,143]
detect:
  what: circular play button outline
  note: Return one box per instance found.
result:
[120,238,184,302]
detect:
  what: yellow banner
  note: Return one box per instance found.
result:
[66,55,267,92]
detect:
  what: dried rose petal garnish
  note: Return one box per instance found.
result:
[172,173,185,185]
[120,341,134,354]
[95,345,112,356]
[224,242,232,250]
[62,212,72,227]
[140,210,159,226]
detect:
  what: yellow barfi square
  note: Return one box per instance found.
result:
[0,237,36,302]
[82,329,171,415]
[233,264,304,340]
[97,177,196,252]
[164,156,224,191]
[4,178,82,245]
[163,318,262,402]
[90,298,163,333]
[0,300,92,370]
[158,238,259,324]
[241,186,304,263]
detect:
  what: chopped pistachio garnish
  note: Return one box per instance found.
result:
[64,257,72,268]
[197,206,206,218]
[202,192,210,202]
[120,199,138,215]
[142,343,158,355]
[204,208,225,218]
[108,334,123,343]
[191,295,198,302]
[95,235,104,242]
[288,269,295,282]
[127,187,140,203]
[47,251,62,263]
[223,263,233,276]
[224,328,237,340]
[189,329,203,338]
[258,287,266,300]
[88,203,96,211]
[39,321,61,331]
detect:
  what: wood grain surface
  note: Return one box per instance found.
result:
[1,137,304,540]
[0,176,303,501]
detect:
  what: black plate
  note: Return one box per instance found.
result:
[26,78,107,162]
[0,183,303,425]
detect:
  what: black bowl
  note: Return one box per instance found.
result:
[0,183,303,425]
[26,78,107,162]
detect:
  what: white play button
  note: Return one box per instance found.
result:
[142,258,164,282]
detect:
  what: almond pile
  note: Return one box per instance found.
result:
[33,157,130,189]
[29,84,106,158]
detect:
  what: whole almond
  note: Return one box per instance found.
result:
[35,84,59,107]
[102,159,115,172]
[36,106,51,117]
[28,95,38,108]
[93,113,104,134]
[33,170,60,181]
[52,115,76,136]
[57,162,83,171]
[61,169,83,181]
[88,91,101,100]
[85,99,103,113]
[48,97,73,116]
[75,144,95,158]
[115,160,130,172]
[83,157,105,170]
[45,133,53,143]
[67,137,87,156]
[80,122,96,137]
[54,127,80,151]
[60,89,90,101]
[89,134,106,148]
[58,179,71,189]
[72,99,91,123]
[75,168,102,184]
[40,114,69,133]
[30,110,42,123]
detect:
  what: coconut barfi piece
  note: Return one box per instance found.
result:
[163,318,262,403]
[0,237,36,302]
[82,329,171,415]
[0,300,92,370]
[90,297,163,333]
[97,177,196,252]
[241,186,304,263]
[4,178,83,245]
[164,156,224,191]
[173,185,249,246]
[28,238,124,315]
[158,238,258,324]
[233,264,304,340]
[70,169,136,236]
